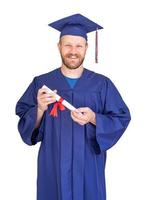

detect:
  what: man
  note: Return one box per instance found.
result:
[16,14,131,200]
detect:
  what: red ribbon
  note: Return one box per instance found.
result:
[50,97,65,117]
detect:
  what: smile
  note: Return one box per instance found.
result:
[68,56,78,59]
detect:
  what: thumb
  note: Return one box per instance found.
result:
[76,107,88,113]
[53,90,57,93]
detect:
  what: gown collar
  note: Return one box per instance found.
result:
[56,67,88,91]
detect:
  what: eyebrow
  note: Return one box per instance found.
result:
[60,40,87,46]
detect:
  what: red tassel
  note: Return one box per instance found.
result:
[50,97,65,117]
[95,30,98,63]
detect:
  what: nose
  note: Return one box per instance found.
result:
[70,46,77,54]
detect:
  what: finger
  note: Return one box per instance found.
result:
[73,112,90,123]
[76,107,90,113]
[39,92,56,100]
[38,88,49,95]
[38,96,56,104]
[47,100,56,105]
[38,94,51,99]
[71,112,87,123]
[45,98,56,104]
[71,114,86,125]
[38,88,56,95]
[72,111,85,120]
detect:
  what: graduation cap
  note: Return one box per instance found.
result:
[48,13,103,63]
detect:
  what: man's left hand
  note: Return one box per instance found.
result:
[71,107,96,126]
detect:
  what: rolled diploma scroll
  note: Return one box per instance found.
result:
[42,85,76,111]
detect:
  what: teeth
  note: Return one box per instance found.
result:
[67,55,78,59]
[70,56,77,59]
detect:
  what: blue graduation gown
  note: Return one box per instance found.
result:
[16,68,131,200]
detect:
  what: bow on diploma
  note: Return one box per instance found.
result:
[50,97,65,117]
[42,85,76,117]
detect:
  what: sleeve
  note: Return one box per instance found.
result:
[95,78,131,152]
[15,77,44,145]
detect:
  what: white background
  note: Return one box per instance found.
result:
[0,0,145,199]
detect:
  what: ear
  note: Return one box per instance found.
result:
[84,42,88,52]
[57,40,61,51]
[86,42,88,50]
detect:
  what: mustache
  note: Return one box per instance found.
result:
[66,53,80,58]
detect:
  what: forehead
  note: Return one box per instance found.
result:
[60,35,87,44]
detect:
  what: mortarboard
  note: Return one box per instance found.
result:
[48,13,103,63]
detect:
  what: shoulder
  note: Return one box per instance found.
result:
[84,68,111,88]
[35,68,58,81]
[84,68,119,93]
[34,68,58,84]
[31,68,59,90]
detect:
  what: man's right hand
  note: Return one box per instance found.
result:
[35,88,57,129]
[37,88,57,112]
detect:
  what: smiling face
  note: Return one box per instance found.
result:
[58,35,88,70]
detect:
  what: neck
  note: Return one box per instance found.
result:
[60,65,84,78]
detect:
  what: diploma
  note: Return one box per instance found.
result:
[42,85,76,111]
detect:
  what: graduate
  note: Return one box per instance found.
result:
[16,14,131,200]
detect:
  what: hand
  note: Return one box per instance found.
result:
[71,107,96,126]
[37,88,57,112]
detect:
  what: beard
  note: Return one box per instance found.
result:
[60,53,85,70]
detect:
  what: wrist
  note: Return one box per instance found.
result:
[90,112,96,125]
[37,105,46,113]
[35,106,45,129]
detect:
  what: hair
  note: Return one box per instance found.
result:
[58,36,88,46]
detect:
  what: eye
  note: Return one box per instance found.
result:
[77,45,83,48]
[65,44,71,47]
